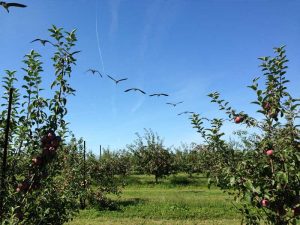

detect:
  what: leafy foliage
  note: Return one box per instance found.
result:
[0,25,82,224]
[86,150,128,210]
[129,129,174,183]
[190,46,300,225]
[173,143,204,177]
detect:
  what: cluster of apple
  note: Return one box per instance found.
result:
[16,130,61,193]
[40,130,61,161]
[16,178,31,193]
[16,176,41,193]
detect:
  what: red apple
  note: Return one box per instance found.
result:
[43,146,56,156]
[263,102,271,111]
[268,111,278,118]
[16,181,30,192]
[56,136,62,142]
[261,199,269,207]
[234,116,244,124]
[268,108,279,119]
[46,131,55,141]
[32,156,43,166]
[22,181,30,191]
[31,179,40,190]
[51,139,60,148]
[293,207,300,217]
[265,149,274,156]
[49,146,56,152]
[16,184,22,192]
[41,136,48,145]
[15,211,23,220]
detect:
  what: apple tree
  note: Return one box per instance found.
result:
[129,129,174,183]
[0,25,82,224]
[191,46,300,225]
[173,143,203,177]
[86,150,128,210]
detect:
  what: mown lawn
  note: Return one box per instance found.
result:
[67,174,241,225]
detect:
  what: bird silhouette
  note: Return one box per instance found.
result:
[166,101,184,107]
[107,75,128,84]
[86,69,102,77]
[31,39,54,46]
[177,111,195,116]
[149,93,169,97]
[124,88,146,94]
[0,1,26,12]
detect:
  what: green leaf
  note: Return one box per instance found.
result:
[230,177,235,186]
[257,90,262,96]
[251,101,260,105]
[276,171,288,184]
[245,180,254,191]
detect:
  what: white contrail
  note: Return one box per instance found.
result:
[95,1,105,74]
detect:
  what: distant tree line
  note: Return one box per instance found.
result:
[85,128,240,184]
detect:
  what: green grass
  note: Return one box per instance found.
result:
[67,174,241,225]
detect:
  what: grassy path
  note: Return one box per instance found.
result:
[67,174,241,225]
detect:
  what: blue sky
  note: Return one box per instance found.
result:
[0,0,299,153]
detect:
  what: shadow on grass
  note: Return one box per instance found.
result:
[170,176,191,185]
[123,176,143,185]
[123,173,210,187]
[168,175,208,187]
[180,190,205,194]
[95,198,147,212]
[124,175,161,186]
[118,198,147,207]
